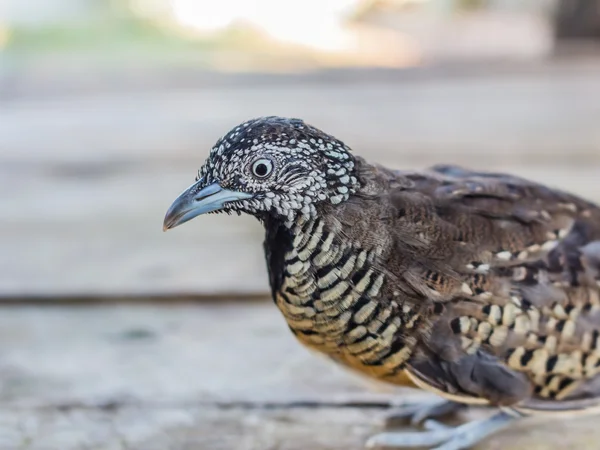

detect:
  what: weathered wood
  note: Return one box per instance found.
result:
[2,69,600,297]
[1,302,600,449]
[0,303,384,408]
[5,405,600,450]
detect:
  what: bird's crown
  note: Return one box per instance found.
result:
[197,116,359,220]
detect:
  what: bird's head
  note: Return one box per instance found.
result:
[163,116,360,230]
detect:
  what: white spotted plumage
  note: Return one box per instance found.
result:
[194,116,360,221]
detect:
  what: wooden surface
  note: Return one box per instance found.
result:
[2,63,600,298]
[1,301,600,450]
[2,62,600,448]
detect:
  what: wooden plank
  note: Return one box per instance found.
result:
[0,303,382,407]
[4,405,600,450]
[1,302,600,449]
[1,70,600,297]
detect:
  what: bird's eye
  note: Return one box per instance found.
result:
[251,158,274,178]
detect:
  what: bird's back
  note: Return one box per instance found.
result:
[395,163,600,414]
[265,158,600,414]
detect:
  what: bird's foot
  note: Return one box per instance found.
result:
[366,411,516,450]
[384,399,466,428]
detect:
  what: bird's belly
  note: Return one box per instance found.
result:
[275,290,416,387]
[295,330,418,388]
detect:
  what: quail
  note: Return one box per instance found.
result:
[163,116,600,449]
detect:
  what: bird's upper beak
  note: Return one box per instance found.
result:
[163,178,253,231]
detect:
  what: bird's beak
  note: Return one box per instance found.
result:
[163,179,253,231]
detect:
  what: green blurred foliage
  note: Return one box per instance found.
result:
[7,18,207,53]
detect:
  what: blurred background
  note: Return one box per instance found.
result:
[1,1,600,449]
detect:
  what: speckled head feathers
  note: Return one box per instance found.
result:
[195,116,360,221]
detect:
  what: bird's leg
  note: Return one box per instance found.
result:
[366,410,518,450]
[384,399,467,427]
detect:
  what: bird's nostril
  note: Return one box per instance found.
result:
[195,191,217,202]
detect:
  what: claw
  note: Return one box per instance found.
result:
[367,411,516,449]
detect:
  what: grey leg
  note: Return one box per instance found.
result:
[366,410,517,450]
[384,398,467,427]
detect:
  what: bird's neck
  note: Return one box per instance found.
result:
[262,213,317,299]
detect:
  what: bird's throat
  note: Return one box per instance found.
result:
[263,214,416,382]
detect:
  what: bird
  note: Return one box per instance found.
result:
[163,116,600,449]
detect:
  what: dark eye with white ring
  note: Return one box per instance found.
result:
[251,158,274,178]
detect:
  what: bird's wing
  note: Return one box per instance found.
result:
[363,163,600,412]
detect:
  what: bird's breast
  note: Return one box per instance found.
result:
[271,217,418,382]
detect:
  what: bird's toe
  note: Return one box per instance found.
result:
[384,399,466,428]
[366,411,516,449]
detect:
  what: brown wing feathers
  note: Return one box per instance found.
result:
[357,162,600,411]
